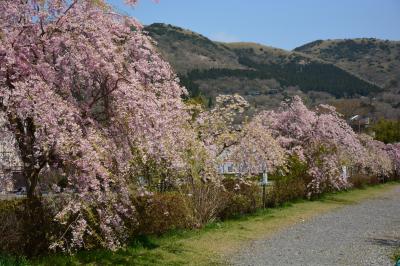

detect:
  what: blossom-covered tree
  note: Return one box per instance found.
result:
[191,94,287,180]
[0,0,193,251]
[255,96,317,161]
[255,96,364,195]
[194,94,286,176]
[313,104,365,166]
[385,143,400,177]
[195,94,249,158]
[228,119,286,176]
[358,134,393,178]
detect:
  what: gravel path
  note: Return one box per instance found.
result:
[231,185,400,266]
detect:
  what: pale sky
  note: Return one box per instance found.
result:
[109,0,400,50]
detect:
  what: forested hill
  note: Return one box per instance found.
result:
[294,38,400,88]
[144,23,400,119]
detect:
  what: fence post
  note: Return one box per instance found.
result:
[262,170,268,208]
[262,182,266,208]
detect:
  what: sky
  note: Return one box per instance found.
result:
[108,0,400,50]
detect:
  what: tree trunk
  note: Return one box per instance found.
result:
[12,116,42,199]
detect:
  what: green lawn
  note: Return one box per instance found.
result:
[4,182,400,266]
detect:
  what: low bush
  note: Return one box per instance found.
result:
[181,182,228,227]
[0,171,396,259]
[24,198,60,257]
[266,176,307,207]
[0,197,63,257]
[0,199,25,255]
[133,179,261,235]
[349,174,380,188]
[267,156,308,206]
[133,192,194,235]
[219,178,261,219]
[385,172,400,183]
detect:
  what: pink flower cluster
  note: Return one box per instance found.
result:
[0,0,194,251]
[254,96,398,195]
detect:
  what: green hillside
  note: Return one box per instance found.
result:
[144,23,400,119]
[145,23,242,73]
[294,38,400,88]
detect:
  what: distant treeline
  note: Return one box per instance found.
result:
[372,119,400,144]
[181,57,381,98]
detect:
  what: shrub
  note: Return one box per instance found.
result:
[349,174,380,188]
[181,182,227,227]
[391,173,400,182]
[219,178,261,219]
[267,176,307,207]
[133,192,194,235]
[0,198,57,257]
[267,156,308,206]
[382,172,400,183]
[0,199,25,255]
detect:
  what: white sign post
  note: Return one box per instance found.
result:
[342,166,347,180]
[261,164,268,208]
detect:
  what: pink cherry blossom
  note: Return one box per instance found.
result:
[256,96,365,195]
[0,0,193,251]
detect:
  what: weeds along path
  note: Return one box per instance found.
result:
[231,185,400,266]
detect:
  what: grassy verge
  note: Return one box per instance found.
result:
[6,182,400,266]
[0,254,29,266]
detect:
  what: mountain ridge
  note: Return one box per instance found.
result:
[294,38,400,87]
[144,23,400,119]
